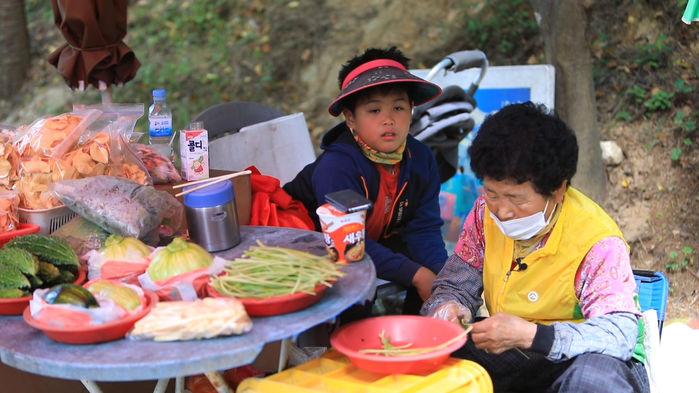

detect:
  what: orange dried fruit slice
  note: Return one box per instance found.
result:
[89,143,109,164]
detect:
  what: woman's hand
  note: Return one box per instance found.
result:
[411,266,436,301]
[428,301,472,324]
[470,312,537,354]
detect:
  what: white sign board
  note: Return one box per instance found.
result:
[412,64,556,250]
[209,112,316,184]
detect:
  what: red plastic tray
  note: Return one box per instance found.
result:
[206,282,328,316]
[23,290,158,344]
[0,267,86,315]
[0,223,41,247]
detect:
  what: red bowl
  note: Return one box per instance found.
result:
[0,223,41,247]
[23,290,158,344]
[206,282,329,316]
[0,267,87,315]
[330,315,468,374]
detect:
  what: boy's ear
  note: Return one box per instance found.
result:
[342,108,355,127]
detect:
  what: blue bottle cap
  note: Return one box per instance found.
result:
[153,89,166,99]
[183,180,234,208]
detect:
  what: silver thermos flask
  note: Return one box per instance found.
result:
[183,179,241,252]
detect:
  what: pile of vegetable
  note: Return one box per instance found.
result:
[210,241,345,298]
[146,237,213,281]
[0,234,80,298]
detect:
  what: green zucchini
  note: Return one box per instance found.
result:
[44,283,98,308]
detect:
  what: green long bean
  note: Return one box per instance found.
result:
[211,241,345,298]
[359,325,472,357]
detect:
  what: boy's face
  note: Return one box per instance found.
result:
[342,87,413,154]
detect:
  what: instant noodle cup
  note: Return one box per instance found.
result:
[316,203,366,263]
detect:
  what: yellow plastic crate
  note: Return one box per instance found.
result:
[237,350,492,393]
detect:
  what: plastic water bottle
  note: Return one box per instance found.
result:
[148,88,173,161]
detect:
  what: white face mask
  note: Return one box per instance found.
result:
[490,199,555,240]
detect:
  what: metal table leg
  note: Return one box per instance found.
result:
[204,371,232,393]
[175,376,185,393]
[80,379,103,393]
[80,378,170,393]
[153,378,170,393]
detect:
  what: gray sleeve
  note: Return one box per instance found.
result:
[420,253,483,318]
[548,312,640,362]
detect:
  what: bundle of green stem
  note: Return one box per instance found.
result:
[359,325,472,356]
[210,241,345,298]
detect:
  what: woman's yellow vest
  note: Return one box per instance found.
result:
[482,187,626,323]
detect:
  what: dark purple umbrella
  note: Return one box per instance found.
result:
[47,0,140,102]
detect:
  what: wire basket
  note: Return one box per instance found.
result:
[18,206,77,235]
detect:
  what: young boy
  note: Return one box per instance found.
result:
[283,47,447,312]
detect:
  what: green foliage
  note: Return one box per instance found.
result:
[670,147,682,161]
[616,111,632,122]
[462,0,539,62]
[633,34,671,69]
[79,1,282,132]
[24,0,54,22]
[674,78,693,94]
[625,85,647,104]
[666,246,694,272]
[674,111,698,133]
[643,90,674,112]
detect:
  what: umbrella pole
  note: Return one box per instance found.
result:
[100,81,113,104]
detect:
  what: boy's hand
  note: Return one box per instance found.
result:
[412,266,436,301]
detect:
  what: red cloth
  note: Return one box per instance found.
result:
[247,166,314,230]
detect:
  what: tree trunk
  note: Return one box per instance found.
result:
[531,0,607,203]
[0,0,30,99]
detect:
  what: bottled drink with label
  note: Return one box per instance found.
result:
[148,88,173,161]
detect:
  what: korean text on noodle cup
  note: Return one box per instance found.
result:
[316,203,366,263]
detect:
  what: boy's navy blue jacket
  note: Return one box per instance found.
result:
[283,122,447,287]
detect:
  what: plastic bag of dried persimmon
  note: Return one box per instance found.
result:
[13,109,102,159]
[52,105,153,186]
[0,190,20,233]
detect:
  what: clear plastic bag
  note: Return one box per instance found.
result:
[51,216,111,262]
[49,175,185,245]
[138,255,227,301]
[0,189,20,232]
[131,143,181,184]
[73,103,144,143]
[29,282,145,327]
[14,109,102,159]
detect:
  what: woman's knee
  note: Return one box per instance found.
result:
[555,353,646,393]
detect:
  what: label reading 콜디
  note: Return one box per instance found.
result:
[179,126,209,181]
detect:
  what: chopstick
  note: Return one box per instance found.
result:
[174,170,252,197]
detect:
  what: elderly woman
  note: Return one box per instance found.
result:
[421,102,649,393]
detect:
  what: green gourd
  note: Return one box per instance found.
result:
[5,234,80,273]
[0,263,31,289]
[0,248,39,276]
